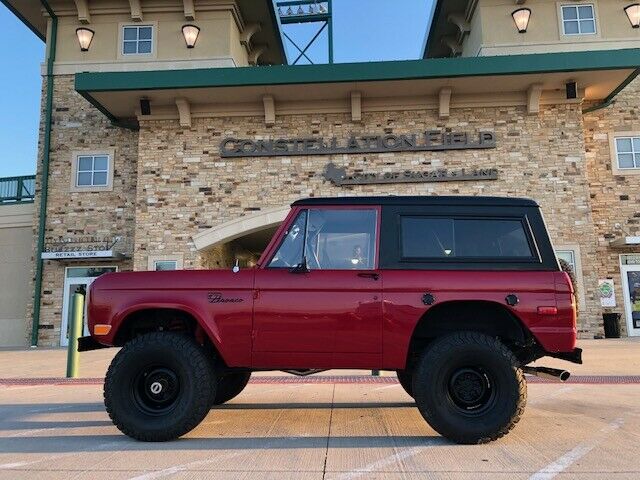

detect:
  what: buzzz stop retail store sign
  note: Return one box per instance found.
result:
[219,130,497,158]
[41,237,124,260]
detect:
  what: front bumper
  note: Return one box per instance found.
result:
[77,336,110,352]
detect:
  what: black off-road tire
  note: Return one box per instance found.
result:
[212,372,251,405]
[413,332,527,444]
[104,332,215,442]
[396,370,414,398]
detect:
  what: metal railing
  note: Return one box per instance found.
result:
[0,175,36,204]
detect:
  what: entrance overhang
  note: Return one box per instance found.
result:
[192,205,290,251]
[74,49,640,127]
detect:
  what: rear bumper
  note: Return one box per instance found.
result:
[77,336,110,352]
[547,347,583,365]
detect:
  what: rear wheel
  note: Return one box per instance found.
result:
[396,370,414,398]
[213,372,251,405]
[104,332,215,442]
[413,332,526,444]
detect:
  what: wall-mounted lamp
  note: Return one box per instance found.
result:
[182,24,200,48]
[76,27,95,51]
[624,4,640,28]
[512,8,531,33]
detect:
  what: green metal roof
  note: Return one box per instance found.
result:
[76,48,640,92]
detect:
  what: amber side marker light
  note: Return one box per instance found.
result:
[94,324,112,336]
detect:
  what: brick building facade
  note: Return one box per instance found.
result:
[2,0,640,346]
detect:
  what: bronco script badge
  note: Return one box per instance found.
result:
[207,292,244,304]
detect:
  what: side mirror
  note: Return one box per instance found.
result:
[289,256,310,274]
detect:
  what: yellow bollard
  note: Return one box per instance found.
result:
[66,291,84,378]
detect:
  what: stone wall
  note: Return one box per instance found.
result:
[583,76,640,336]
[135,103,603,336]
[29,75,138,346]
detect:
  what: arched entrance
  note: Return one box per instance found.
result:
[192,205,290,269]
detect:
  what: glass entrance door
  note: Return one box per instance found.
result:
[60,266,117,347]
[621,266,640,337]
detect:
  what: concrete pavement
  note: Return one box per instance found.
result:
[0,338,638,479]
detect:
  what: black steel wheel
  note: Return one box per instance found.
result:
[413,332,526,444]
[104,332,215,442]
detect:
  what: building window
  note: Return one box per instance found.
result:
[561,4,596,35]
[556,250,576,272]
[122,25,154,55]
[555,246,586,310]
[615,136,640,170]
[154,260,178,271]
[76,154,109,187]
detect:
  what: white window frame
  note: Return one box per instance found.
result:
[76,155,109,187]
[118,23,157,59]
[609,131,640,176]
[70,150,115,192]
[560,3,597,36]
[555,245,586,311]
[148,254,184,271]
[614,136,640,170]
[154,260,178,271]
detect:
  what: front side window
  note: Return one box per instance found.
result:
[268,209,378,270]
[76,154,109,187]
[615,136,640,169]
[122,25,153,55]
[561,4,596,35]
[154,260,178,271]
[401,217,534,260]
[305,209,377,270]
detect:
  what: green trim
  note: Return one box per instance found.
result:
[583,68,640,113]
[327,0,333,64]
[76,48,640,93]
[0,0,45,41]
[32,0,56,347]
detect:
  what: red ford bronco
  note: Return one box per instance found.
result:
[80,196,582,444]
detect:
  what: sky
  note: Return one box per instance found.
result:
[0,0,433,178]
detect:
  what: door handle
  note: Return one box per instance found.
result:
[357,272,379,280]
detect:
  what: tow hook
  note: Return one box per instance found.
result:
[522,366,571,382]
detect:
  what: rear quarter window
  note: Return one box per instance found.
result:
[400,216,535,261]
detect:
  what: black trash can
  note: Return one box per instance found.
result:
[603,313,622,338]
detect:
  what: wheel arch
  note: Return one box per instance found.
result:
[113,305,226,364]
[405,300,532,369]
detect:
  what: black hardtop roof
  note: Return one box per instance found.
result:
[292,196,539,207]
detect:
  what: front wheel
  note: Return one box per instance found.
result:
[413,332,527,444]
[104,332,215,442]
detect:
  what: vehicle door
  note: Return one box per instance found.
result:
[252,206,383,369]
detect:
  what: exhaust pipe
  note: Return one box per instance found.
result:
[523,366,571,382]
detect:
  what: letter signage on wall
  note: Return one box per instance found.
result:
[219,130,496,158]
[323,162,498,186]
[41,236,125,261]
